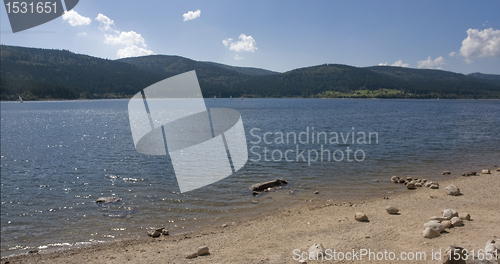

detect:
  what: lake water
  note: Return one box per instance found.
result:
[1,99,499,257]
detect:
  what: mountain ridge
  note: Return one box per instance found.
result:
[1,45,499,100]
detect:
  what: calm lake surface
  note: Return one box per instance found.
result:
[1,99,499,256]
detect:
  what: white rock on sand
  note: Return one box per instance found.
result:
[423,222,446,233]
[354,212,369,222]
[442,209,459,220]
[308,243,325,259]
[386,206,399,214]
[445,184,461,196]
[450,217,464,227]
[423,227,440,238]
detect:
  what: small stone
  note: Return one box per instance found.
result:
[442,209,458,220]
[430,184,439,189]
[450,217,463,227]
[386,206,399,214]
[482,169,491,174]
[148,230,161,237]
[197,246,209,256]
[459,213,470,221]
[406,182,416,189]
[423,222,446,233]
[186,252,198,259]
[423,227,440,238]
[314,191,319,194]
[443,171,451,175]
[391,176,399,182]
[415,182,423,187]
[354,212,369,222]
[299,260,307,264]
[406,177,412,181]
[441,220,452,228]
[445,184,461,196]
[252,200,258,204]
[161,229,169,236]
[308,243,325,259]
[222,224,228,228]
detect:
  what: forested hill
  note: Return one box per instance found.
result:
[1,45,500,100]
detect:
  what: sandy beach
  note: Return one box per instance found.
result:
[2,167,499,264]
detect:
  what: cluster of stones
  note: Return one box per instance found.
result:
[423,209,470,238]
[390,176,439,189]
[147,227,169,238]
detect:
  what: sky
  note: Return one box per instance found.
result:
[1,0,500,74]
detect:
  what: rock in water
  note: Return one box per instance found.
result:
[459,213,471,221]
[96,197,122,203]
[442,209,458,220]
[443,171,451,175]
[386,206,399,214]
[250,179,287,192]
[423,222,446,233]
[308,243,325,259]
[391,176,399,182]
[406,182,416,189]
[148,229,161,237]
[197,246,209,256]
[423,227,440,238]
[445,184,461,196]
[482,169,491,174]
[354,212,369,222]
[450,217,463,227]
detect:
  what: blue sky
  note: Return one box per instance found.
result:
[1,0,500,74]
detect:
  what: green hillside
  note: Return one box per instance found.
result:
[1,45,499,100]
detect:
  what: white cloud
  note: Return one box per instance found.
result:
[104,31,147,47]
[223,34,258,52]
[459,28,500,58]
[95,13,153,58]
[183,10,201,21]
[378,60,409,67]
[96,13,116,32]
[392,60,410,68]
[62,10,91,26]
[449,51,456,57]
[117,45,154,59]
[234,54,244,60]
[76,32,87,37]
[417,56,446,69]
[465,58,473,64]
[222,38,232,47]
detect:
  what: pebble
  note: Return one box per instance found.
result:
[442,209,458,220]
[482,169,491,174]
[450,217,463,227]
[386,206,399,214]
[354,212,369,222]
[441,220,452,228]
[459,213,471,221]
[445,184,461,196]
[197,246,209,256]
[423,227,440,238]
[423,222,446,233]
[308,243,325,259]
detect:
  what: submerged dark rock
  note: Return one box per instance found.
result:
[250,179,287,192]
[96,197,122,203]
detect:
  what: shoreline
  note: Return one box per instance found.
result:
[3,166,499,263]
[2,98,500,102]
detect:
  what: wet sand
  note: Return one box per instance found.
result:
[2,167,499,263]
